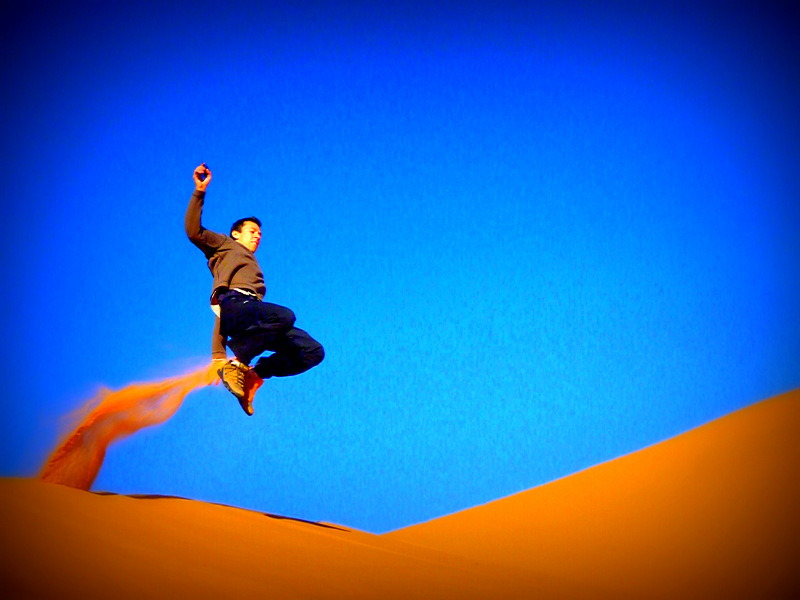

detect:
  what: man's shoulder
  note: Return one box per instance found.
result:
[205,234,235,256]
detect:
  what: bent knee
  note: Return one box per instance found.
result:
[307,343,324,367]
[279,307,296,330]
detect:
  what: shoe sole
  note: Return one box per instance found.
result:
[238,397,254,416]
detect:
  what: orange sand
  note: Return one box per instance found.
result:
[38,363,220,490]
[3,388,798,599]
[387,388,800,598]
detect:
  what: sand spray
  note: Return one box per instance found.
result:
[39,362,221,490]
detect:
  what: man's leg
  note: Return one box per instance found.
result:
[223,299,296,366]
[225,324,323,415]
[253,327,325,379]
[219,297,296,414]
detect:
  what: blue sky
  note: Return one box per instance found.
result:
[2,1,798,533]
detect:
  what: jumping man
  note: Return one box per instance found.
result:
[185,163,324,415]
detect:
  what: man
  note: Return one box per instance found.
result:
[185,163,324,416]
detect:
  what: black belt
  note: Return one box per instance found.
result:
[219,288,260,303]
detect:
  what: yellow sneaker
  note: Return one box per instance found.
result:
[217,359,248,400]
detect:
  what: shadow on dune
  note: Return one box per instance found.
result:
[92,490,351,531]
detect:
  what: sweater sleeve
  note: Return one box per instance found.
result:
[212,315,227,360]
[185,189,226,254]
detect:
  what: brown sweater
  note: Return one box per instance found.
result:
[185,189,267,358]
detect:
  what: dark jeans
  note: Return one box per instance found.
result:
[219,292,324,379]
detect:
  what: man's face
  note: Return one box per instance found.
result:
[232,221,261,253]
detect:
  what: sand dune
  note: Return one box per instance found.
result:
[1,478,507,599]
[3,389,798,598]
[388,388,800,598]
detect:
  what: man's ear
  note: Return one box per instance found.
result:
[231,230,240,240]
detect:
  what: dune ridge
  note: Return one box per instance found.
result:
[3,389,798,598]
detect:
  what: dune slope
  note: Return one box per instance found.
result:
[387,389,800,598]
[0,478,507,599]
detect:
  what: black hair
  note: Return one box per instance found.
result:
[230,217,262,236]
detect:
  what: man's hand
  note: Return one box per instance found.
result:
[193,163,212,191]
